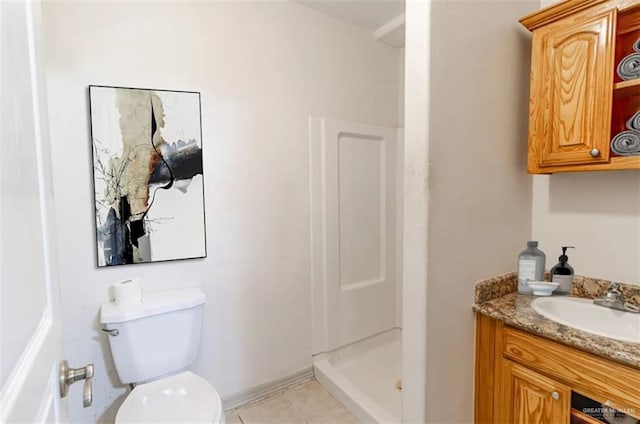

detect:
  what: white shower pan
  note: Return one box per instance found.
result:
[314,329,401,423]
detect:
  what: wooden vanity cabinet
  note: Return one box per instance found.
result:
[474,314,640,424]
[499,360,571,424]
[520,0,640,173]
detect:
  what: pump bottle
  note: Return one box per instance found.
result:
[550,246,575,295]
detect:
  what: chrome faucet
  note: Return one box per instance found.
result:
[593,283,640,313]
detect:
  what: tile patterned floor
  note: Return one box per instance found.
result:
[225,380,359,424]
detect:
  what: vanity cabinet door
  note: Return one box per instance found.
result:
[500,360,571,424]
[528,7,616,172]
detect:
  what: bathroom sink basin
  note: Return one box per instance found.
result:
[531,297,640,344]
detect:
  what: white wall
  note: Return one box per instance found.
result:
[401,1,430,421]
[532,173,640,284]
[42,1,400,422]
[531,1,640,286]
[424,1,536,422]
[396,49,405,328]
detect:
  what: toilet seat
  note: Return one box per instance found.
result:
[115,371,224,423]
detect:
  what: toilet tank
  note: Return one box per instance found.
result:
[100,288,205,384]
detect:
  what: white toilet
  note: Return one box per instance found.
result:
[100,288,224,423]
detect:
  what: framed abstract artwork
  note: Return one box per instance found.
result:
[89,85,206,267]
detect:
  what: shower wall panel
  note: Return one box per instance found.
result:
[310,117,399,354]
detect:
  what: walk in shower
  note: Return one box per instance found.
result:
[310,117,403,423]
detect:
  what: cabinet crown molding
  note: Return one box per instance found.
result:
[520,0,637,31]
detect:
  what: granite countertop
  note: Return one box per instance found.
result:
[473,272,640,370]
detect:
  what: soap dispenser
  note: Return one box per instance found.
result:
[550,246,575,295]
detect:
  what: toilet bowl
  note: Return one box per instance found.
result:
[101,288,224,423]
[115,371,224,423]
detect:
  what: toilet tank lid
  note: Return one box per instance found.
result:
[100,288,205,324]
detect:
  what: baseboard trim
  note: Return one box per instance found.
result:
[221,366,314,411]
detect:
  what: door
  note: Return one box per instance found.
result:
[529,7,616,170]
[310,117,399,353]
[499,360,570,424]
[0,0,67,422]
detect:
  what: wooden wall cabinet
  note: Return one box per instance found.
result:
[521,0,640,173]
[474,314,640,424]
